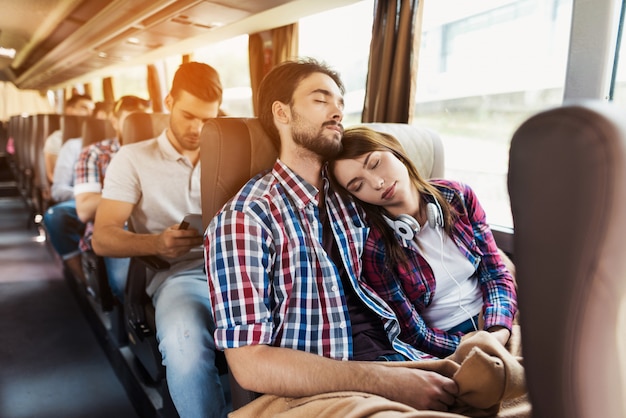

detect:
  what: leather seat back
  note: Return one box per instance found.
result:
[61,115,87,143]
[508,100,626,418]
[122,112,169,145]
[82,117,116,148]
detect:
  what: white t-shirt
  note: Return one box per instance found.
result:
[51,137,82,202]
[102,129,203,295]
[43,130,63,155]
[413,223,483,331]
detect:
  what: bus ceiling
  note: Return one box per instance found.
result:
[0,0,360,91]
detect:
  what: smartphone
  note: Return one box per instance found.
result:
[179,213,203,232]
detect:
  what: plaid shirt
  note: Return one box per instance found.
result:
[74,138,119,252]
[362,179,518,358]
[74,138,120,195]
[206,160,435,361]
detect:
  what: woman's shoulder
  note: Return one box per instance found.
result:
[429,178,472,196]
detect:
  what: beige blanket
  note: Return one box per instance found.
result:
[230,328,530,418]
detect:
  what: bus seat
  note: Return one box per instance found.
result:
[119,112,171,383]
[80,117,118,313]
[81,117,115,149]
[199,117,447,410]
[122,112,169,145]
[61,115,87,144]
[32,114,60,216]
[360,122,445,178]
[508,100,626,418]
[119,112,229,395]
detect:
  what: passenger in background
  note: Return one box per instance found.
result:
[43,101,109,285]
[328,126,517,358]
[205,58,457,413]
[92,62,229,418]
[43,93,94,183]
[75,96,150,301]
[92,101,114,120]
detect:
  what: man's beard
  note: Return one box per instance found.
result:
[291,111,343,159]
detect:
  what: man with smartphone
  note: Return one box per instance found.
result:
[92,62,230,418]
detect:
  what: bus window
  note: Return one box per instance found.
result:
[110,64,149,99]
[191,35,253,117]
[414,0,574,228]
[299,0,374,126]
[612,6,626,104]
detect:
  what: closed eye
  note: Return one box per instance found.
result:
[349,181,363,193]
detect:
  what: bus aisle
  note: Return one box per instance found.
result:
[0,177,138,417]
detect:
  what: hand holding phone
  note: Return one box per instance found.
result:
[179,213,203,232]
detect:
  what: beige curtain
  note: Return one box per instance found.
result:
[362,0,423,123]
[102,77,115,104]
[83,83,92,99]
[249,23,299,116]
[147,64,163,112]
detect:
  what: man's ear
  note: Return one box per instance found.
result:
[164,94,174,112]
[273,101,290,125]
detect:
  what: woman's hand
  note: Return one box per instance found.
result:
[486,326,511,346]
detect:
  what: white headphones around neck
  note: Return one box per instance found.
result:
[384,199,443,240]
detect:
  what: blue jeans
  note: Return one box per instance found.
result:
[447,314,480,334]
[43,199,85,260]
[153,266,231,418]
[103,256,130,301]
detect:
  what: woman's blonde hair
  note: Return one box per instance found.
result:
[328,126,456,269]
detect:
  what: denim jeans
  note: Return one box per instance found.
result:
[103,256,130,301]
[43,199,85,260]
[153,266,231,418]
[447,314,480,334]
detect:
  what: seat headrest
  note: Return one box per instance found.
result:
[81,118,116,148]
[357,122,444,178]
[200,118,446,229]
[61,115,87,143]
[122,112,169,144]
[200,118,278,225]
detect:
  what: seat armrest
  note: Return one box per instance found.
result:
[136,255,170,271]
[125,255,169,341]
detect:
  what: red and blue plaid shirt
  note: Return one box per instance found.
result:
[206,160,438,361]
[74,138,119,252]
[362,179,517,358]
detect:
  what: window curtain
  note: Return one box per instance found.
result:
[249,23,299,116]
[362,0,423,123]
[102,77,115,104]
[147,64,163,112]
[83,83,92,99]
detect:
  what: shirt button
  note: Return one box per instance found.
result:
[331,285,338,292]
[339,322,346,329]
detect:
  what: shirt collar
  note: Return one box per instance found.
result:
[272,159,320,209]
[156,129,186,162]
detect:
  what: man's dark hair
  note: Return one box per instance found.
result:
[66,93,93,108]
[113,96,150,117]
[170,62,222,104]
[257,58,345,149]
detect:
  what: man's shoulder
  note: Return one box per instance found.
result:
[229,170,276,208]
[114,137,159,160]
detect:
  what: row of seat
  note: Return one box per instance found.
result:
[7,100,626,417]
[6,114,114,222]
